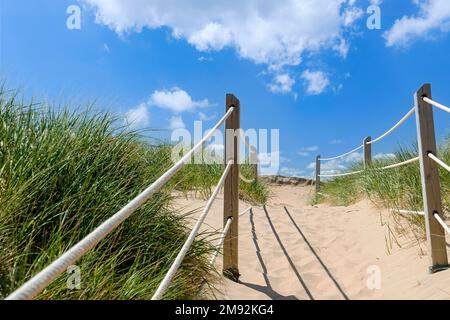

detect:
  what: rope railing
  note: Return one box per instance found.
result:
[209,217,233,267]
[428,152,450,173]
[239,206,253,217]
[434,213,450,236]
[378,156,420,170]
[320,105,415,162]
[398,209,425,216]
[423,97,450,114]
[368,107,416,145]
[197,216,234,295]
[239,172,255,184]
[6,107,236,301]
[199,206,251,294]
[315,83,450,273]
[318,170,363,178]
[318,156,420,178]
[151,161,233,300]
[319,144,364,162]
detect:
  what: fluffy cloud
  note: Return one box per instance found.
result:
[269,73,295,94]
[169,115,186,130]
[374,152,396,160]
[198,112,217,121]
[307,151,396,176]
[384,0,450,47]
[124,103,149,127]
[298,146,319,156]
[83,0,362,70]
[307,152,362,175]
[280,167,305,177]
[149,88,209,113]
[301,70,330,95]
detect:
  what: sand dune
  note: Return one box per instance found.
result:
[172,184,450,300]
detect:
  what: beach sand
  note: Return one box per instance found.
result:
[172,184,450,300]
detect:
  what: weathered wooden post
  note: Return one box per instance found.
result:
[223,94,240,281]
[315,155,321,193]
[415,83,448,273]
[363,136,372,169]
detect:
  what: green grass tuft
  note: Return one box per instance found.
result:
[315,139,450,238]
[0,88,220,299]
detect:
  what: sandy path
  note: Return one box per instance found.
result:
[172,184,450,300]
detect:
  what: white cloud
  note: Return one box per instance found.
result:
[301,70,330,95]
[374,152,396,160]
[269,73,295,94]
[333,38,350,58]
[343,6,364,26]
[198,112,217,121]
[198,56,213,62]
[83,0,363,70]
[169,115,186,130]
[298,145,319,156]
[329,139,344,144]
[384,0,450,47]
[149,88,209,113]
[280,155,292,163]
[307,152,362,175]
[280,167,305,177]
[306,151,397,176]
[102,43,110,53]
[124,103,149,127]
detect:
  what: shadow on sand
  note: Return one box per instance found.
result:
[283,206,349,300]
[239,208,299,300]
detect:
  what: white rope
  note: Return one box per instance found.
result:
[239,172,255,184]
[319,144,364,162]
[428,153,450,173]
[423,97,450,114]
[209,217,233,266]
[239,207,252,217]
[318,157,419,178]
[434,213,450,235]
[151,161,233,300]
[318,170,363,178]
[398,209,425,216]
[368,107,415,145]
[6,107,235,301]
[378,156,419,170]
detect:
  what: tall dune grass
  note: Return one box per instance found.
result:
[315,139,449,238]
[175,157,270,204]
[0,89,220,299]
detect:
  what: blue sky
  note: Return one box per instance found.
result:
[1,0,450,177]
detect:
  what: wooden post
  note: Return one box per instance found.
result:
[315,155,321,193]
[363,136,372,169]
[415,84,448,273]
[223,94,240,281]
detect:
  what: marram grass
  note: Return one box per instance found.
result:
[315,140,450,238]
[0,89,224,300]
